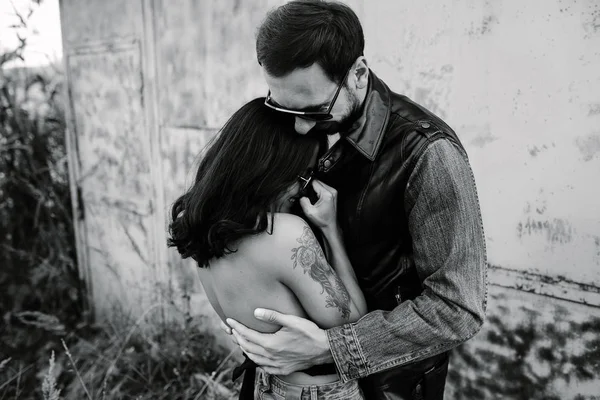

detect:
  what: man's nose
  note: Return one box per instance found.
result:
[294,117,317,135]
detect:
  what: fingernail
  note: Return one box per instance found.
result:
[226,318,233,326]
[254,308,265,319]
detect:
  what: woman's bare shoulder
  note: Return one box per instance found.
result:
[245,213,312,266]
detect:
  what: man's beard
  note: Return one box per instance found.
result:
[307,90,363,137]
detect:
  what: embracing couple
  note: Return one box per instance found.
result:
[168,1,487,399]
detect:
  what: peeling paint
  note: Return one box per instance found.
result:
[517,218,574,244]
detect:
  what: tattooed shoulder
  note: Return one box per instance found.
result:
[290,225,351,319]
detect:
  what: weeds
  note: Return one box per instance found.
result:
[3,307,241,399]
[49,316,240,400]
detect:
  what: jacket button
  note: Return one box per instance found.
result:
[420,122,430,129]
[323,159,332,168]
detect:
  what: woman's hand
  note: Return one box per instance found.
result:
[299,179,339,233]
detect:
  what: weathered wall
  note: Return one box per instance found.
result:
[60,0,165,322]
[447,285,600,399]
[153,0,289,333]
[363,0,600,305]
[60,0,600,397]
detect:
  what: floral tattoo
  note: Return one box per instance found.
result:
[291,225,351,319]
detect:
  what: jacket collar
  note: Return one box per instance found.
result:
[344,70,391,161]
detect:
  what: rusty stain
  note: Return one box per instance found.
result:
[517,217,574,244]
[574,133,600,161]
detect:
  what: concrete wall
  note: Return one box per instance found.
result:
[60,0,600,397]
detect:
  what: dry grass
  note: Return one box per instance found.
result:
[48,314,241,400]
[1,315,242,400]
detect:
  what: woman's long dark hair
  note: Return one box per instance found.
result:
[168,98,321,267]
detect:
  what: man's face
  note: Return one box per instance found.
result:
[262,63,360,136]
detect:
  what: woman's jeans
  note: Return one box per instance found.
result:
[254,368,364,400]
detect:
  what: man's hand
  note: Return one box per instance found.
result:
[223,308,333,375]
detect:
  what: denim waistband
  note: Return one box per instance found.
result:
[256,368,362,400]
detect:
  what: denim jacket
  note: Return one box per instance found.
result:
[318,71,488,385]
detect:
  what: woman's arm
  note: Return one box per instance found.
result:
[319,224,367,317]
[261,213,365,328]
[299,179,367,317]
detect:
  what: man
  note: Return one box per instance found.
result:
[224,1,488,398]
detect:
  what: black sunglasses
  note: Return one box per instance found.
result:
[264,67,353,121]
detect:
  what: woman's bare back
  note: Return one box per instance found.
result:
[196,214,341,384]
[197,232,308,333]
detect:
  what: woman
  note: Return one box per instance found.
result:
[168,98,366,399]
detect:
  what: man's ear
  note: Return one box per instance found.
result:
[353,57,369,90]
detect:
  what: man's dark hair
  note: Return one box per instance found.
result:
[256,0,365,83]
[168,98,320,268]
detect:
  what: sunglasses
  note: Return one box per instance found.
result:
[264,66,352,122]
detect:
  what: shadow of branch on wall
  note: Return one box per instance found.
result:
[447,292,600,400]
